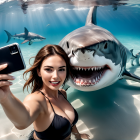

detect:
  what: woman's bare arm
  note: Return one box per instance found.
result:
[1,92,42,130]
[0,63,42,130]
[71,125,82,139]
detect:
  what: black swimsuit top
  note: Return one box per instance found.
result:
[34,90,78,140]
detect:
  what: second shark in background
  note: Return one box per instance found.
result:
[4,27,46,45]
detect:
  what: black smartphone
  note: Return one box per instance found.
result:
[0,43,26,74]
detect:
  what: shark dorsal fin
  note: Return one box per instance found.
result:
[130,49,133,53]
[24,27,29,36]
[86,6,97,26]
[122,69,140,82]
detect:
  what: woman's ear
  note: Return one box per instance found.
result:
[37,68,41,77]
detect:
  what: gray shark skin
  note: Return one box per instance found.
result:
[59,6,140,92]
[4,27,46,45]
[19,0,127,14]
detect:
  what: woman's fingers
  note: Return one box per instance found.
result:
[80,133,90,139]
[0,81,13,87]
[0,74,15,81]
[0,64,8,71]
[0,64,15,87]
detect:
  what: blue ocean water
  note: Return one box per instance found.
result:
[0,1,140,140]
[0,4,140,52]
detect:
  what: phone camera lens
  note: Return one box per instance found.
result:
[9,45,18,54]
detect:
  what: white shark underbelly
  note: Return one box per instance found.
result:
[32,39,42,42]
[12,36,25,40]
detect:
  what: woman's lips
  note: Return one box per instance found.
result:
[49,81,60,86]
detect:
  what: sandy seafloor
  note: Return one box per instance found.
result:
[0,1,140,140]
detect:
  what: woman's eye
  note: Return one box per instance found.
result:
[45,69,52,71]
[59,69,65,71]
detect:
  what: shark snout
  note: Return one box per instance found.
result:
[42,37,46,40]
[74,49,94,61]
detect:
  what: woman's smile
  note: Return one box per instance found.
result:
[49,81,60,86]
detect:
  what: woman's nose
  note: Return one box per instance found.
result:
[52,70,59,79]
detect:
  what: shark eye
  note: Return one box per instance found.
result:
[104,43,107,49]
[67,42,69,49]
[100,42,110,54]
[72,50,74,55]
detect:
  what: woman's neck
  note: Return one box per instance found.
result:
[41,86,59,99]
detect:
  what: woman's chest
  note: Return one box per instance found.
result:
[48,97,76,124]
[34,96,76,131]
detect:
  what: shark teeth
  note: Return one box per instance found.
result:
[73,71,103,86]
[72,65,110,87]
[73,66,105,71]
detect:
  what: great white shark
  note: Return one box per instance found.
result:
[59,6,140,92]
[4,27,46,45]
[19,0,127,14]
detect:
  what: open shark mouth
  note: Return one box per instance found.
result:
[71,65,110,87]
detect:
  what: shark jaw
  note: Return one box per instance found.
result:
[71,65,109,86]
[67,55,122,91]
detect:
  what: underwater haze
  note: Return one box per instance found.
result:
[0,0,140,140]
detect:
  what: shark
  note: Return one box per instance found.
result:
[19,0,127,14]
[59,6,140,92]
[4,27,46,45]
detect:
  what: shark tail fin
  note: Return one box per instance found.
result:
[86,6,97,26]
[4,30,12,43]
[130,49,135,58]
[130,49,140,66]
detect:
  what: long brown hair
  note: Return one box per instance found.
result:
[23,44,71,93]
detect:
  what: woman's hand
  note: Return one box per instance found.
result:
[80,133,90,139]
[73,132,90,140]
[0,64,15,103]
[71,125,90,140]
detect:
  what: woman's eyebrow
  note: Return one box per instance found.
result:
[59,66,66,68]
[44,66,66,68]
[44,66,53,68]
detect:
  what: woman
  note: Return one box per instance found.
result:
[0,44,90,140]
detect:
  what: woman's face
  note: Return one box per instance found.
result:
[38,55,67,91]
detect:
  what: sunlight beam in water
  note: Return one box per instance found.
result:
[54,6,88,29]
[0,126,20,139]
[71,99,84,109]
[126,80,140,85]
[133,95,140,102]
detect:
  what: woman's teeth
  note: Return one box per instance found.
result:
[50,81,59,84]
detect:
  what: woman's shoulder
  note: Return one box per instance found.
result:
[24,91,45,102]
[23,91,48,114]
[59,89,67,99]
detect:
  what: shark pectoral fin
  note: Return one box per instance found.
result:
[62,84,70,91]
[24,27,29,36]
[29,41,33,45]
[122,69,140,83]
[21,40,29,44]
